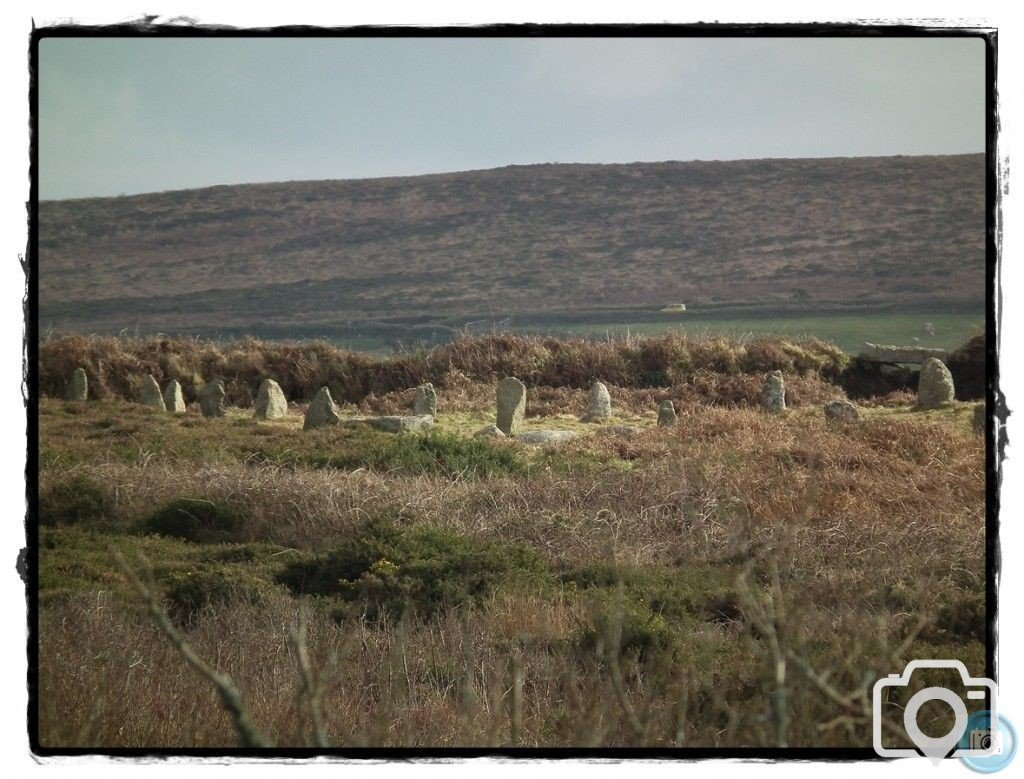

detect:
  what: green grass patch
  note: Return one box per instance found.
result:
[140,497,247,544]
[39,474,113,527]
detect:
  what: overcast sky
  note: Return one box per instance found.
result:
[38,35,985,200]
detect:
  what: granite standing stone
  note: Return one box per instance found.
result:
[303,386,341,430]
[496,377,527,435]
[140,374,166,411]
[823,399,859,422]
[198,380,227,418]
[916,358,955,410]
[413,383,438,417]
[761,370,786,413]
[581,380,612,422]
[163,380,186,414]
[657,400,677,427]
[67,367,88,401]
[255,378,288,420]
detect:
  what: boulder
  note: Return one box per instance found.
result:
[254,378,288,420]
[516,430,579,445]
[496,376,527,435]
[140,375,166,411]
[601,425,642,438]
[303,386,341,430]
[657,400,677,427]
[580,380,612,422]
[474,424,507,439]
[163,380,186,414]
[761,370,786,413]
[339,415,435,434]
[824,399,859,422]
[859,342,949,365]
[916,358,955,410]
[66,367,88,401]
[198,380,227,418]
[413,383,438,417]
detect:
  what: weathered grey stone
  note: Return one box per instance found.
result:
[303,386,341,430]
[859,342,948,365]
[917,358,955,410]
[824,399,859,422]
[139,375,166,410]
[66,367,88,401]
[761,370,786,413]
[163,380,186,414]
[515,430,579,445]
[657,400,677,427]
[474,424,507,439]
[339,415,435,434]
[581,380,612,422]
[198,380,227,418]
[496,377,527,435]
[973,403,985,435]
[413,383,438,417]
[601,425,642,438]
[254,378,288,420]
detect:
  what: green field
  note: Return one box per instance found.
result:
[522,312,983,355]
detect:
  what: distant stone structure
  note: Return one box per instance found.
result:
[413,383,437,418]
[859,342,948,364]
[254,379,288,420]
[581,380,612,422]
[496,377,527,435]
[67,368,88,401]
[198,380,227,418]
[973,403,985,436]
[916,358,955,410]
[824,399,859,422]
[163,380,186,414]
[657,400,677,427]
[140,375,166,411]
[761,370,786,413]
[303,386,341,430]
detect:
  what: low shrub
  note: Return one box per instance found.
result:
[141,498,246,543]
[162,568,276,623]
[39,474,113,526]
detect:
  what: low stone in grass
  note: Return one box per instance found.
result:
[303,386,341,430]
[254,378,288,420]
[474,424,507,439]
[761,370,786,413]
[580,380,612,422]
[140,374,166,411]
[916,357,955,410]
[413,382,437,417]
[198,379,227,418]
[339,415,435,434]
[66,367,88,401]
[163,380,186,414]
[516,430,578,445]
[496,376,527,435]
[824,399,859,422]
[657,400,677,427]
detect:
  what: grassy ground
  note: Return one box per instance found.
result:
[35,372,986,749]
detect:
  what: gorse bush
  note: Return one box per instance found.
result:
[39,474,113,526]
[279,518,549,618]
[141,498,247,543]
[162,568,277,624]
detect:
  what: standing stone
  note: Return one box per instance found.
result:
[824,399,859,422]
[413,382,437,418]
[657,400,677,427]
[761,370,786,413]
[972,403,985,436]
[139,374,166,411]
[303,386,341,430]
[916,358,955,410]
[163,380,186,414]
[254,378,288,420]
[198,380,227,418]
[496,377,527,436]
[581,380,612,422]
[66,367,88,401]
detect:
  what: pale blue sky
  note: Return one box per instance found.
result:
[38,35,986,200]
